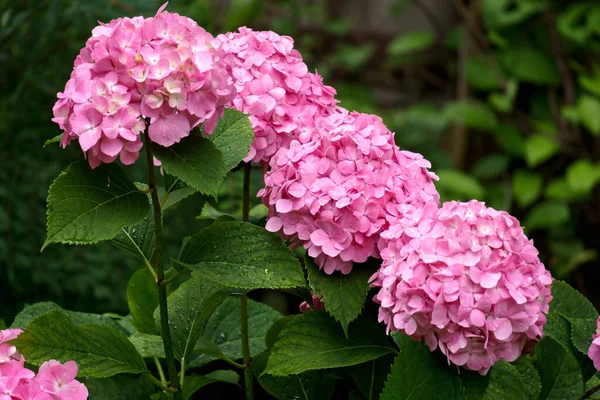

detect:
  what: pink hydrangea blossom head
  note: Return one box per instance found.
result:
[52,5,235,168]
[299,293,325,313]
[372,200,553,375]
[588,317,600,371]
[35,360,88,400]
[259,108,439,274]
[0,360,35,399]
[0,329,23,365]
[215,27,337,164]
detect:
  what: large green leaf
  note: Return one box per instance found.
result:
[182,371,240,399]
[466,54,505,90]
[387,31,434,56]
[128,333,164,359]
[566,160,600,195]
[513,170,543,208]
[11,311,147,378]
[380,333,463,400]
[252,351,337,400]
[346,355,396,400]
[43,161,149,249]
[536,337,583,400]
[110,193,155,262]
[547,281,599,323]
[461,360,535,400]
[499,47,560,85]
[150,135,227,196]
[189,297,282,367]
[85,375,156,400]
[156,272,230,365]
[525,135,560,167]
[264,312,394,376]
[176,221,305,290]
[443,101,499,131]
[206,108,254,170]
[11,302,124,333]
[305,256,374,336]
[435,169,485,201]
[127,268,158,334]
[523,201,570,231]
[578,95,600,135]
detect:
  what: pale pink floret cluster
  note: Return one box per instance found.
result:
[587,317,600,371]
[0,329,88,400]
[259,108,439,274]
[216,27,337,164]
[372,200,553,374]
[52,5,235,168]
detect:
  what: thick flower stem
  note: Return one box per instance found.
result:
[241,162,254,400]
[144,131,183,400]
[578,383,600,400]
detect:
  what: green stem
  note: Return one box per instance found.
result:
[241,163,254,400]
[144,131,183,399]
[153,357,166,384]
[579,384,600,400]
[145,372,176,393]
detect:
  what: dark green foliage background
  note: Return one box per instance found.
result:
[3,0,600,377]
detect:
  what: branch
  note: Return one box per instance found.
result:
[411,0,445,40]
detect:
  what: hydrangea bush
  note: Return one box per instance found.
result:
[9,3,599,400]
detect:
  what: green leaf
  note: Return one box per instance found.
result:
[205,108,254,170]
[11,311,147,378]
[157,272,230,364]
[128,333,164,358]
[483,0,544,29]
[523,201,570,231]
[499,47,560,85]
[435,169,485,201]
[570,318,598,355]
[85,375,156,400]
[346,355,396,400]
[189,297,282,367]
[333,43,376,71]
[43,161,149,249]
[252,351,337,400]
[580,66,600,97]
[305,256,374,336]
[264,312,394,376]
[462,360,533,400]
[513,357,542,400]
[380,333,463,400]
[577,95,600,135]
[162,187,198,211]
[536,337,583,400]
[110,208,155,263]
[558,4,596,45]
[388,31,434,56]
[11,302,124,333]
[182,371,240,399]
[150,135,227,196]
[512,170,543,208]
[127,268,158,335]
[493,123,525,158]
[443,101,499,131]
[43,134,62,148]
[548,281,599,322]
[525,135,560,167]
[545,178,578,202]
[471,154,509,180]
[466,54,505,90]
[566,160,600,195]
[176,221,305,290]
[489,80,518,113]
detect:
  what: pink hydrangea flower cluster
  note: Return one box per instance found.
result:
[371,200,553,374]
[52,4,235,168]
[299,293,325,313]
[215,27,337,164]
[0,329,88,399]
[588,317,600,371]
[259,108,439,274]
